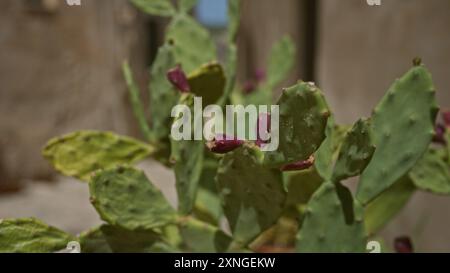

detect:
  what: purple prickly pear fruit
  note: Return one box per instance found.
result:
[256,113,271,147]
[281,156,315,171]
[394,236,414,253]
[442,110,450,127]
[432,123,446,144]
[167,65,190,93]
[206,134,244,154]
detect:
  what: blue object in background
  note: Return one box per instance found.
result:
[195,0,228,28]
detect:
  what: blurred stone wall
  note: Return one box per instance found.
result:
[0,0,149,190]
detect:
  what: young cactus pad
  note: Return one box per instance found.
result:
[357,65,438,204]
[148,42,179,147]
[187,62,226,105]
[263,81,330,167]
[170,94,205,214]
[331,118,376,182]
[166,14,216,73]
[216,146,286,245]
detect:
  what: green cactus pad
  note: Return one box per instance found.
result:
[191,153,223,224]
[220,45,238,107]
[193,188,223,225]
[148,42,179,161]
[89,166,177,230]
[357,65,438,204]
[217,146,286,245]
[100,225,177,253]
[187,62,226,105]
[170,93,204,214]
[364,176,415,235]
[78,226,112,253]
[123,61,152,142]
[131,0,176,17]
[296,182,367,253]
[409,148,450,195]
[243,36,296,106]
[172,141,204,214]
[228,0,240,43]
[218,0,240,107]
[335,182,356,224]
[167,14,216,73]
[0,218,74,253]
[284,168,323,217]
[314,118,349,180]
[267,36,295,89]
[263,82,330,167]
[332,119,376,182]
[314,115,337,178]
[178,217,232,252]
[43,131,154,182]
[178,0,197,13]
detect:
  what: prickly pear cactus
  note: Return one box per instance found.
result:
[357,65,438,205]
[99,225,176,253]
[188,62,226,105]
[78,226,112,253]
[166,14,216,73]
[123,61,152,141]
[283,168,323,220]
[2,0,449,254]
[242,36,296,106]
[170,94,205,214]
[314,118,349,180]
[364,176,416,235]
[331,118,375,182]
[130,0,176,17]
[43,131,154,181]
[409,148,450,194]
[0,218,75,253]
[220,0,241,107]
[178,217,232,252]
[263,81,330,167]
[90,166,177,230]
[147,43,179,153]
[216,146,286,245]
[178,0,198,14]
[267,36,296,89]
[296,183,367,253]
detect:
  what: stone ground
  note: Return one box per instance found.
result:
[1,159,449,252]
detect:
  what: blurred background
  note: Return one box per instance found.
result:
[1,0,450,252]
